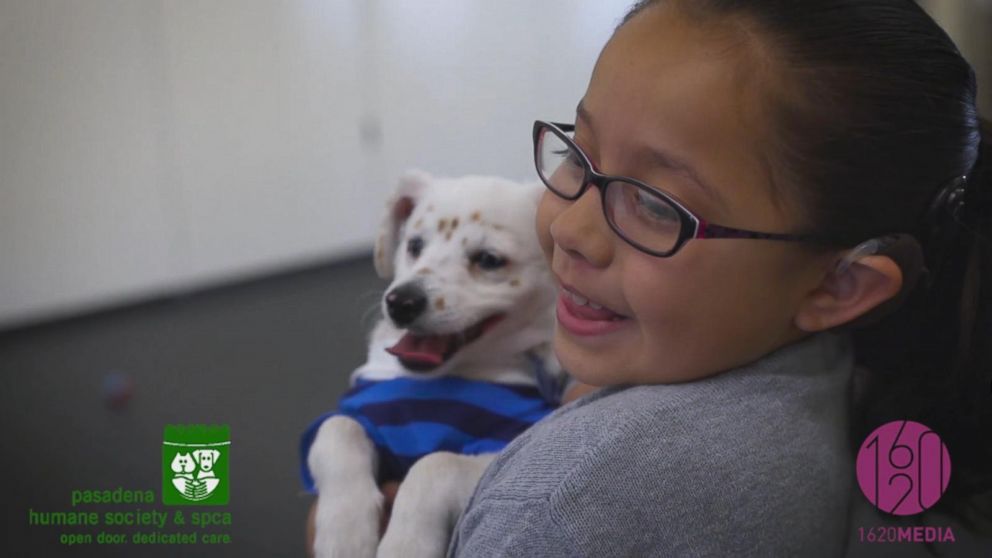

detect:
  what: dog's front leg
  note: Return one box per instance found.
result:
[377,452,495,558]
[309,416,382,558]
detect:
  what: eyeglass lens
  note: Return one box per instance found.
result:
[536,125,683,254]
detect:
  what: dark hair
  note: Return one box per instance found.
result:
[621,0,992,536]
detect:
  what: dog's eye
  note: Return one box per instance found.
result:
[470,250,507,270]
[407,237,424,258]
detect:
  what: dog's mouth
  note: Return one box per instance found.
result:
[385,314,506,372]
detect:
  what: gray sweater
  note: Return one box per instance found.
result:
[448,331,856,557]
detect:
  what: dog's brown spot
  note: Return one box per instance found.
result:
[438,218,448,232]
[510,279,521,287]
[417,268,432,275]
[445,232,453,241]
[451,217,459,230]
[470,211,481,221]
[414,219,423,229]
[491,223,504,231]
[435,297,445,310]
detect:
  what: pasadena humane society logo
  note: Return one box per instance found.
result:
[162,425,230,505]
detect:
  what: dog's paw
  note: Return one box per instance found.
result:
[377,533,449,558]
[308,416,383,557]
[378,452,492,558]
[377,509,451,558]
[313,487,383,558]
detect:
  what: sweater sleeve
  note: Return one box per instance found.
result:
[449,332,855,557]
[449,495,579,558]
[541,409,853,557]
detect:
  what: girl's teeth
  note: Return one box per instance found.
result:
[568,290,605,310]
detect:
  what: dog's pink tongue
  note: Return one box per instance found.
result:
[385,333,449,367]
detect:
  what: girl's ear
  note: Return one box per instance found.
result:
[374,169,432,279]
[794,254,904,332]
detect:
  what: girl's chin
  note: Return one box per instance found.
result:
[553,332,631,384]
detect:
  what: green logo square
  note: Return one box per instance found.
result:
[162,424,230,505]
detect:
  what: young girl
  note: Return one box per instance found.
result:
[447,0,991,556]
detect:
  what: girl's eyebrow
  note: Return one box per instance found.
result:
[636,145,727,209]
[575,100,726,209]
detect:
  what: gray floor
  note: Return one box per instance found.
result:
[1,256,386,557]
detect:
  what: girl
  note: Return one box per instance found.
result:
[447,0,991,556]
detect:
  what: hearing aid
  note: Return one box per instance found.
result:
[832,233,927,329]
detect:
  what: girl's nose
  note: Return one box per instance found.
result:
[549,185,613,268]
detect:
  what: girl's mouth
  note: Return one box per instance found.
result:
[556,287,630,337]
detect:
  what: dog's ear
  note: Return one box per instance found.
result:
[526,180,545,206]
[374,169,432,279]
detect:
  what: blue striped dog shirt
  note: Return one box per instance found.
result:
[299,375,558,491]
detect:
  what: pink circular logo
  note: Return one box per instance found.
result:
[856,420,951,515]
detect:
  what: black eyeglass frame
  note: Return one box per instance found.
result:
[533,120,830,257]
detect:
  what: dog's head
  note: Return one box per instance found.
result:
[373,170,555,373]
[192,449,220,472]
[171,452,196,474]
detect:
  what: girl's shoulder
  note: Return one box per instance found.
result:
[474,332,856,504]
[463,361,857,557]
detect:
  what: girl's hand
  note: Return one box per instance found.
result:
[305,480,402,557]
[562,381,599,404]
[378,481,401,534]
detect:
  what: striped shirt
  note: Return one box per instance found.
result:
[299,376,558,491]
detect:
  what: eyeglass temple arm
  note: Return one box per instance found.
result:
[697,221,822,243]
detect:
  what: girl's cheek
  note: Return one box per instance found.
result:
[535,190,558,261]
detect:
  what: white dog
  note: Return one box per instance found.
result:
[303,170,563,558]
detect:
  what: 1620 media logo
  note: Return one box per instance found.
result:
[856,420,951,515]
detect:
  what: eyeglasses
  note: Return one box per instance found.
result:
[533,120,827,257]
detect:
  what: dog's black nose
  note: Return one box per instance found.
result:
[385,284,428,327]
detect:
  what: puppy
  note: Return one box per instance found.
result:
[301,170,563,558]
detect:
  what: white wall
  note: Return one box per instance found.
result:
[0,0,633,328]
[919,0,992,116]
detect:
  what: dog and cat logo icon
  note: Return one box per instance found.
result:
[162,424,230,505]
